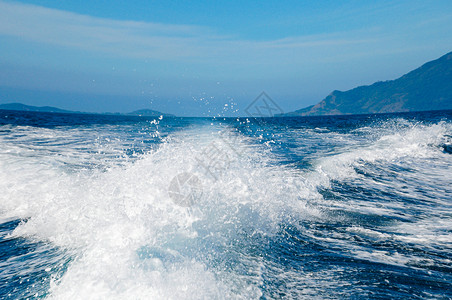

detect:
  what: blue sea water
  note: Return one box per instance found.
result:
[0,109,451,299]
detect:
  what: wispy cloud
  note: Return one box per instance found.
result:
[0,0,378,63]
[0,1,215,59]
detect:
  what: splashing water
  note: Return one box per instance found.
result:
[0,110,451,299]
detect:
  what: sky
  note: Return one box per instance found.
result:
[0,0,452,116]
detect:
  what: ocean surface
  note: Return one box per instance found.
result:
[0,109,451,299]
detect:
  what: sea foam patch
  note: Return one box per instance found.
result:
[0,123,318,299]
[1,116,451,298]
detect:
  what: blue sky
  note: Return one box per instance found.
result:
[1,0,452,116]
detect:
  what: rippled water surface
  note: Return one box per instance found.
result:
[0,109,451,299]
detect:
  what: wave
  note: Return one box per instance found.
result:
[0,123,320,299]
[0,117,451,298]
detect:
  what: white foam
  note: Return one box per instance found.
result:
[0,123,319,299]
[313,121,451,184]
[1,119,451,297]
[302,120,452,267]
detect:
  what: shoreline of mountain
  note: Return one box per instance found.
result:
[280,51,452,117]
[0,103,174,117]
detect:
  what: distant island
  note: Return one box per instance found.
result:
[0,103,173,117]
[0,103,76,114]
[281,51,452,116]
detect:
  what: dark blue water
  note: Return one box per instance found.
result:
[0,109,451,299]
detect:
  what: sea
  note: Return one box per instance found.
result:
[0,109,451,299]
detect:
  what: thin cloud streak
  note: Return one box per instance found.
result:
[0,0,379,62]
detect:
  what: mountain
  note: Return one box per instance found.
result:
[0,103,173,117]
[0,103,74,113]
[282,51,452,116]
[126,109,174,117]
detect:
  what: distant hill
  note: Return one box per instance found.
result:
[0,103,74,113]
[281,51,452,116]
[0,103,173,117]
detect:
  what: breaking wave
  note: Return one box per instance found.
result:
[0,113,451,299]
